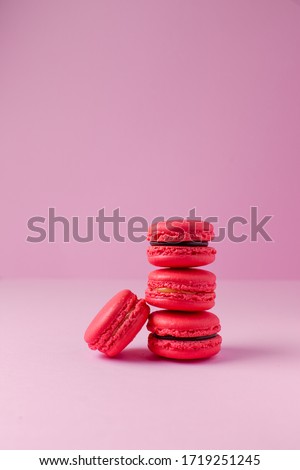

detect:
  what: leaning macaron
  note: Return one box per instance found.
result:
[145,268,216,311]
[147,219,216,268]
[84,290,150,357]
[147,310,222,360]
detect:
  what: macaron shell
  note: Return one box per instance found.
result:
[104,299,150,357]
[148,333,222,360]
[147,310,221,338]
[147,245,216,268]
[84,290,135,347]
[146,268,216,311]
[84,290,150,357]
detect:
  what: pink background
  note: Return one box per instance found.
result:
[1,0,300,452]
[1,0,300,280]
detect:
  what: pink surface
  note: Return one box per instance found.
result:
[1,0,300,280]
[1,279,300,449]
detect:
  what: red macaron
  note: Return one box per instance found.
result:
[145,268,216,311]
[147,219,216,268]
[148,219,214,243]
[84,290,150,357]
[147,244,216,268]
[147,310,222,360]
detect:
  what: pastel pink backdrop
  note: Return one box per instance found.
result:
[1,2,300,452]
[1,0,299,280]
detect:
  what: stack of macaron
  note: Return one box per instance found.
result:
[145,220,222,360]
[84,218,221,361]
[84,289,150,358]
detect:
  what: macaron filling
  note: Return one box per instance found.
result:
[153,333,218,341]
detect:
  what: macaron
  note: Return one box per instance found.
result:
[84,290,150,357]
[147,219,216,268]
[147,310,222,360]
[145,268,216,311]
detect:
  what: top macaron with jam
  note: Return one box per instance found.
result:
[147,219,216,268]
